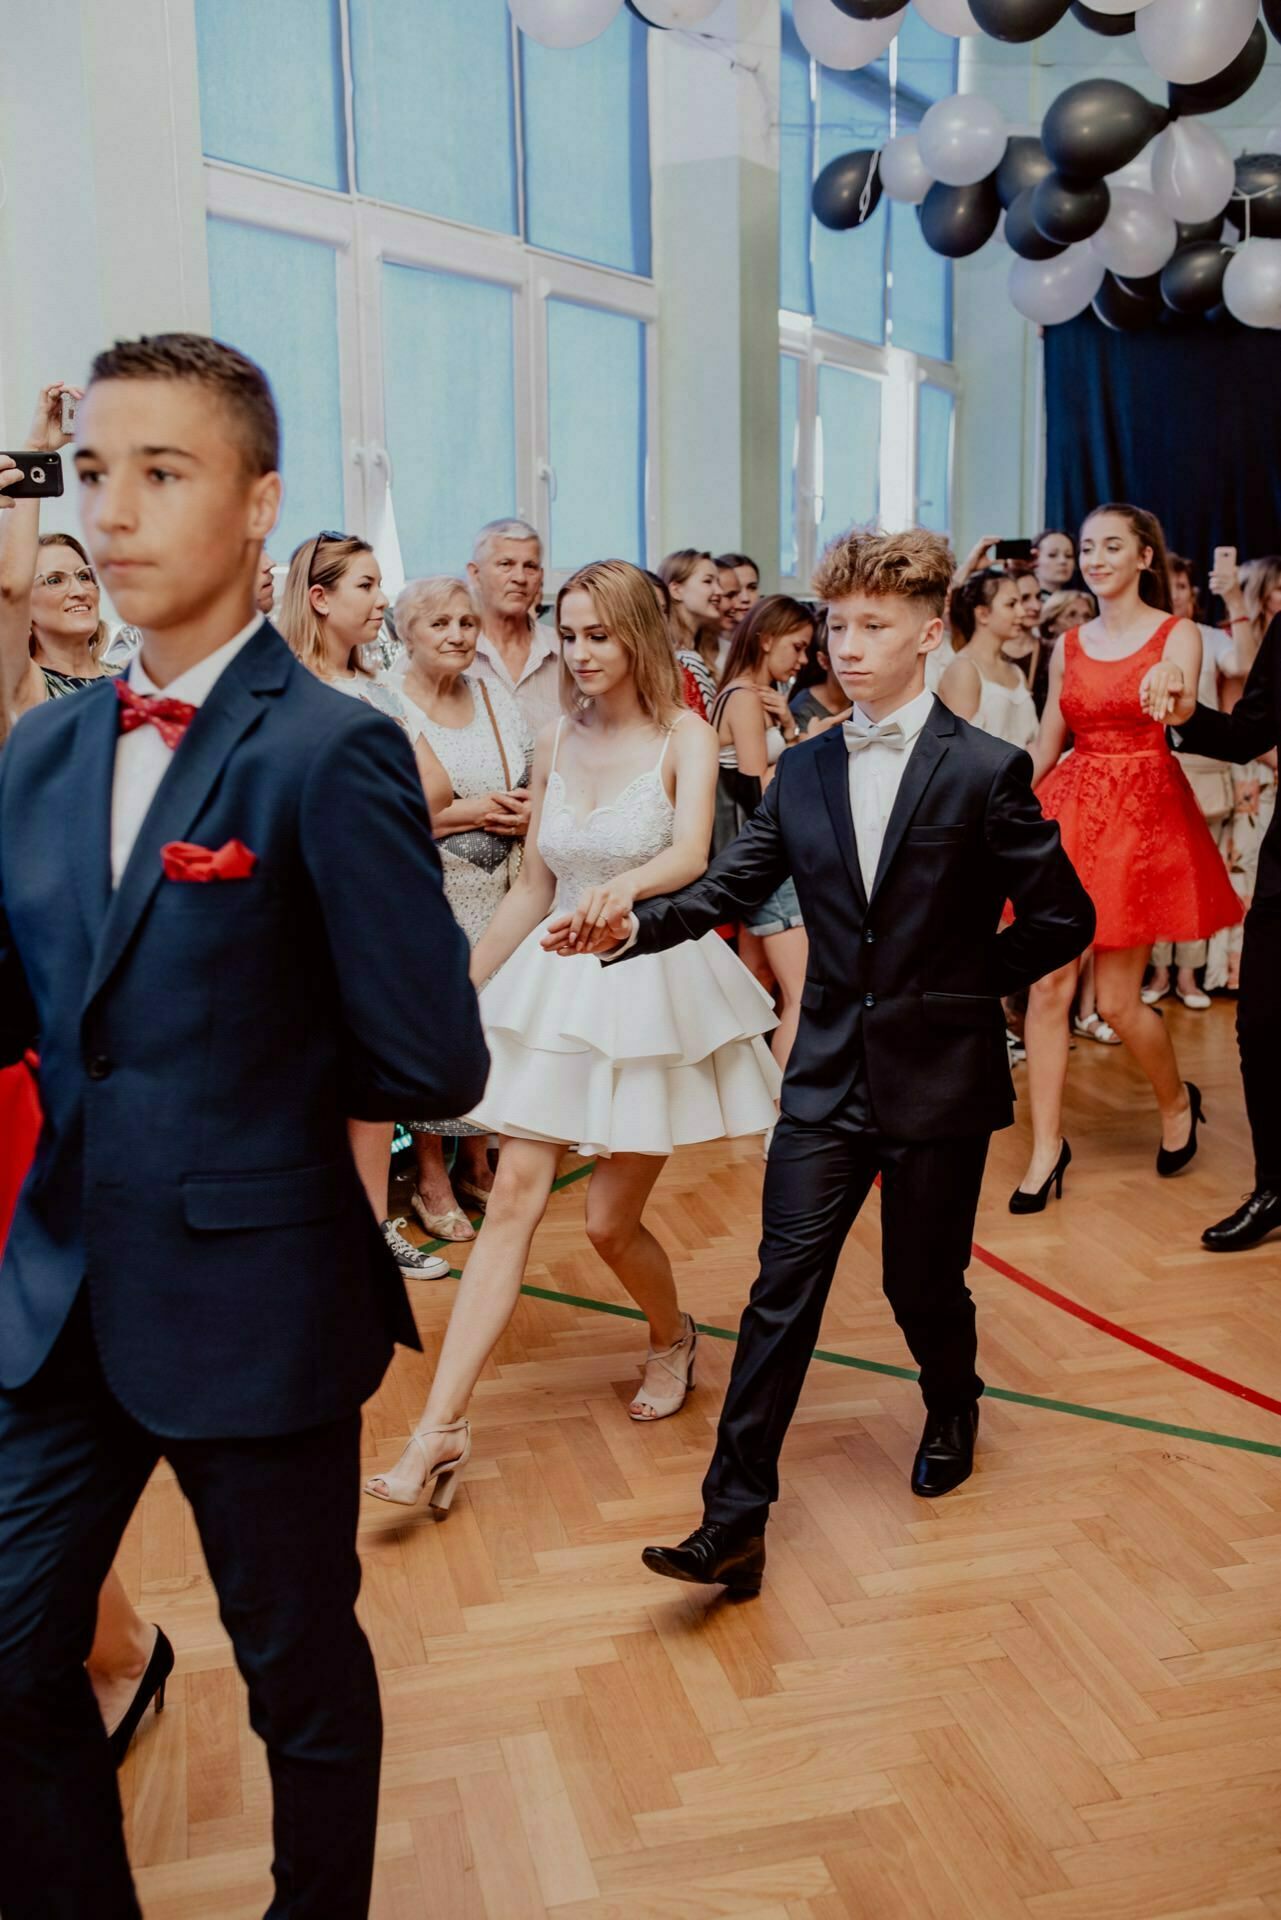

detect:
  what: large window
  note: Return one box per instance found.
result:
[778,1,958,577]
[195,0,655,579]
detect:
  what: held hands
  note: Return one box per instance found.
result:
[1138,661,1187,724]
[27,382,82,454]
[540,879,637,958]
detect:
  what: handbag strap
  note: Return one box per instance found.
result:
[476,678,514,790]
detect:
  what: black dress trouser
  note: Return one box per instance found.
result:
[702,1105,990,1534]
[0,1293,381,1920]
[1239,906,1281,1190]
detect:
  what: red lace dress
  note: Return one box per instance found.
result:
[1037,620,1242,951]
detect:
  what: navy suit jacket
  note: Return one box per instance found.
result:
[0,623,489,1438]
[625,700,1095,1140]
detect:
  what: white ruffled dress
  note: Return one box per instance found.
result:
[467,721,781,1157]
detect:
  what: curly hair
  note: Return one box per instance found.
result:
[89,333,280,476]
[812,526,956,619]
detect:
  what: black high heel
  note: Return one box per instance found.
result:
[1157,1082,1205,1178]
[107,1626,174,1768]
[1009,1139,1071,1215]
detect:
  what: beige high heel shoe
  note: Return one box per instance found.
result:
[629,1313,698,1422]
[363,1419,471,1513]
[409,1191,475,1243]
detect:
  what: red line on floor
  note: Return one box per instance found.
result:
[971,1239,1281,1421]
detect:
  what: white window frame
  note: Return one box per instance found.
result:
[200,10,658,581]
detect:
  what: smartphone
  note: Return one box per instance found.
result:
[1,452,64,499]
[995,538,1034,562]
[1214,545,1237,574]
[60,391,78,436]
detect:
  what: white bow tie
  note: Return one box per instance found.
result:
[843,718,907,754]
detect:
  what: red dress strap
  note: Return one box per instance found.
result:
[1144,614,1180,653]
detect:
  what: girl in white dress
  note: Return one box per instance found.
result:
[365,560,780,1512]
[938,570,1038,750]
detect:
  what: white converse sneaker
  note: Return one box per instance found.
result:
[382,1217,450,1280]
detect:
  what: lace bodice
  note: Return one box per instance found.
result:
[538,720,675,912]
[1061,620,1175,757]
[392,673,530,798]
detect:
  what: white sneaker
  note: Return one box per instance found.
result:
[1177,988,1212,1011]
[1141,982,1170,1006]
[382,1217,450,1280]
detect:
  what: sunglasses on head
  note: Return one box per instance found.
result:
[308,531,349,583]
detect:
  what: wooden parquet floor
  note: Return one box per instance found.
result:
[118,1001,1281,1919]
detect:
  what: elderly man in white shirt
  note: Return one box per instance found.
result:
[467,517,562,739]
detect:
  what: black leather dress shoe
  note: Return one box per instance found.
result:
[642,1522,765,1595]
[1202,1188,1281,1253]
[911,1404,979,1498]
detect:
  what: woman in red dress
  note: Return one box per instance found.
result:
[1013,504,1242,1211]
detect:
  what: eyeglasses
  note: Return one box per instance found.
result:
[35,567,97,590]
[307,531,348,583]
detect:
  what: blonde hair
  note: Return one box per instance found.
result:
[1039,588,1096,639]
[395,576,478,656]
[658,547,719,671]
[556,560,684,724]
[1239,556,1281,630]
[813,526,956,619]
[31,533,108,659]
[278,532,376,677]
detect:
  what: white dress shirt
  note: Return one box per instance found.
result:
[846,685,936,896]
[109,614,264,889]
[471,618,562,740]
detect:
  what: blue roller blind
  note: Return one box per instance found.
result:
[520,11,651,274]
[195,0,347,191]
[813,71,889,345]
[895,12,958,107]
[780,0,814,317]
[780,355,801,577]
[917,383,954,533]
[380,264,518,577]
[546,300,647,571]
[206,217,345,561]
[816,364,881,548]
[349,0,517,233]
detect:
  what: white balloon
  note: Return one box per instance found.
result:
[507,0,622,49]
[627,0,719,23]
[1083,0,1157,9]
[1224,239,1281,328]
[879,132,934,203]
[1089,186,1178,278]
[793,0,906,69]
[1151,120,1235,225]
[1009,245,1106,326]
[912,0,981,35]
[918,92,1007,188]
[1136,0,1257,88]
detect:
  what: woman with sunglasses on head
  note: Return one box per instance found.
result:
[278,531,453,1285]
[0,385,124,726]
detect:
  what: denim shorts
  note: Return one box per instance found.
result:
[744,875,804,937]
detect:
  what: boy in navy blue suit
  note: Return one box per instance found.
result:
[0,335,488,1918]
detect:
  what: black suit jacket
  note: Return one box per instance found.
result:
[0,624,489,1437]
[1174,616,1279,909]
[624,699,1094,1140]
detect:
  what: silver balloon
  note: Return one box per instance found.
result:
[508,0,623,46]
[1009,244,1106,324]
[918,92,1008,188]
[1223,239,1281,328]
[880,132,934,203]
[1136,0,1257,86]
[1151,120,1235,225]
[794,0,906,65]
[1087,0,1155,8]
[1089,185,1178,277]
[627,0,719,22]
[912,0,982,32]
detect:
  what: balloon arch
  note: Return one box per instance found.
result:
[506,0,1281,332]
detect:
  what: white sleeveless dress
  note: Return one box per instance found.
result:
[467,721,782,1157]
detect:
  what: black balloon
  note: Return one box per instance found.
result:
[831,0,904,14]
[1042,79,1168,181]
[812,149,884,231]
[995,135,1054,210]
[1168,22,1267,117]
[1093,272,1162,331]
[1266,0,1281,45]
[1070,1,1134,31]
[971,0,1069,40]
[1225,153,1281,240]
[1177,214,1227,246]
[1160,242,1232,316]
[918,176,1002,258]
[1031,170,1110,244]
[1005,187,1067,259]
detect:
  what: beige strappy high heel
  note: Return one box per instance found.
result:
[629,1313,698,1422]
[363,1419,471,1513]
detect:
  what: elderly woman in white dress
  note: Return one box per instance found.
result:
[389,576,531,1241]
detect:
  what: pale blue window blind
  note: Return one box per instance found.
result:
[206,218,345,560]
[349,0,518,234]
[195,0,347,191]
[917,383,954,533]
[380,265,518,578]
[546,301,647,571]
[780,0,814,316]
[813,72,889,345]
[780,356,801,577]
[816,365,881,548]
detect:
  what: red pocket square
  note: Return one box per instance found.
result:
[161,839,258,883]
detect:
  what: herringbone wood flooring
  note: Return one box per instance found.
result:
[119,1001,1281,1918]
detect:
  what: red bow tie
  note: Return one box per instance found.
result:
[115,678,198,750]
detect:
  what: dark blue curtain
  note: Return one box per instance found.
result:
[1044,311,1281,564]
